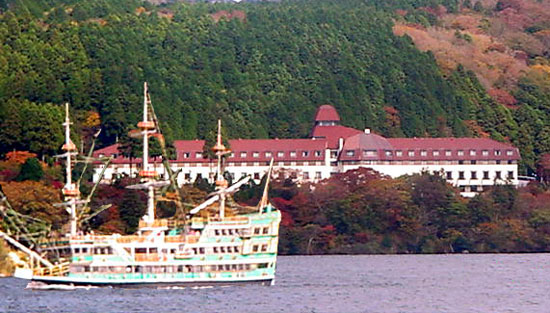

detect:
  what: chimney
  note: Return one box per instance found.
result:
[364,128,371,134]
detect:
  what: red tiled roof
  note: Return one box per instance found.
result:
[339,133,392,161]
[311,125,362,149]
[93,144,120,157]
[227,138,327,162]
[314,105,340,122]
[173,140,208,162]
[339,137,520,161]
[387,137,520,160]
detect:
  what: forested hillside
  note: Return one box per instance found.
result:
[2,0,548,174]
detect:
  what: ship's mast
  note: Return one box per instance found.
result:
[61,103,79,236]
[212,120,230,219]
[138,82,157,225]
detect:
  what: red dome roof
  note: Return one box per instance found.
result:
[314,105,340,122]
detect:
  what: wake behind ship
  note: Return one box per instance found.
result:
[7,83,281,288]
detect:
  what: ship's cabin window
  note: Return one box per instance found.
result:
[149,248,158,254]
[261,244,268,252]
[227,246,232,253]
[199,247,205,254]
[215,229,220,236]
[136,248,147,254]
[213,247,218,253]
[234,247,240,253]
[262,227,269,235]
[254,227,260,235]
[252,245,259,252]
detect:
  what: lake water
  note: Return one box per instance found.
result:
[1,254,549,313]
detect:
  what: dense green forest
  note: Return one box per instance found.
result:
[1,0,548,175]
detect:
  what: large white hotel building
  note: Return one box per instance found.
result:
[93,105,520,197]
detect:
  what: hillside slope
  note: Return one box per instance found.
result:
[0,0,548,173]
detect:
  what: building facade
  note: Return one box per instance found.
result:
[93,105,520,197]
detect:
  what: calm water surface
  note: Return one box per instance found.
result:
[1,254,549,313]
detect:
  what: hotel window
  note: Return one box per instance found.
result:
[458,171,465,180]
[420,150,427,157]
[303,172,309,180]
[483,171,489,179]
[184,173,191,180]
[253,152,259,158]
[506,150,513,156]
[364,150,376,157]
[196,152,202,158]
[385,150,393,157]
[346,150,355,157]
[302,151,309,157]
[183,152,190,159]
[395,150,403,157]
[315,172,322,179]
[457,150,464,156]
[445,150,452,156]
[240,152,247,158]
[482,150,489,156]
[265,151,272,157]
[290,151,297,158]
[229,152,235,158]
[315,150,322,157]
[495,150,501,156]
[495,171,502,179]
[277,151,284,157]
[507,171,514,179]
[470,150,476,156]
[446,171,453,180]
[254,173,260,180]
[408,151,415,157]
[471,171,477,179]
[471,185,478,192]
[433,150,439,157]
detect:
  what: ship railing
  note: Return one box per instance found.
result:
[69,235,113,244]
[138,219,177,229]
[164,235,186,243]
[33,262,70,277]
[116,236,149,243]
[208,216,250,225]
[134,253,160,262]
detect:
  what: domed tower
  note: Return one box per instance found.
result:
[314,105,340,127]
